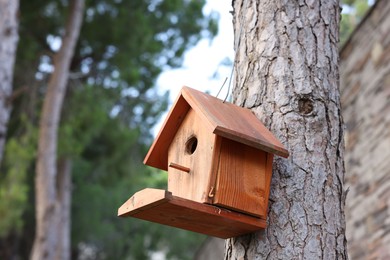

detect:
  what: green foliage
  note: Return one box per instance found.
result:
[0,119,37,237]
[340,0,372,45]
[1,0,217,258]
[67,106,206,259]
[71,163,201,259]
[59,86,112,157]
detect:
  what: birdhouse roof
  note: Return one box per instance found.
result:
[144,86,289,170]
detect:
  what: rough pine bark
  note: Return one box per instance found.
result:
[0,0,19,164]
[31,1,84,259]
[225,0,347,259]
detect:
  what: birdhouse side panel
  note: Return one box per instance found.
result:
[263,153,273,214]
[213,138,269,218]
[167,109,215,203]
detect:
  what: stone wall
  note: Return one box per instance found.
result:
[340,0,390,259]
[193,237,224,260]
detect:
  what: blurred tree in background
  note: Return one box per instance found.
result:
[0,0,217,259]
[0,0,19,165]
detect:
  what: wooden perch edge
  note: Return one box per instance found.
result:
[118,188,266,239]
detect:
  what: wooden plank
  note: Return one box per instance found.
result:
[118,188,266,239]
[118,188,169,217]
[181,86,289,158]
[143,95,191,170]
[212,138,268,218]
[263,153,274,213]
[205,135,223,204]
[167,109,215,203]
[214,125,288,158]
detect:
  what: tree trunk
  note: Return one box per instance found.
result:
[31,1,84,259]
[225,0,347,259]
[56,158,72,260]
[0,0,19,165]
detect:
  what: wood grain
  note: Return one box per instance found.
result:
[118,188,266,239]
[226,0,347,258]
[181,87,289,158]
[143,95,191,170]
[212,138,268,218]
[169,162,190,173]
[167,109,215,203]
[144,86,289,172]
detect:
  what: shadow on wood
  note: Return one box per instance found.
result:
[118,188,266,239]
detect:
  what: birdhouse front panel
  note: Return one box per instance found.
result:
[211,137,273,218]
[167,108,215,203]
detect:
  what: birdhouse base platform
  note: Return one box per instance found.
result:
[118,188,266,239]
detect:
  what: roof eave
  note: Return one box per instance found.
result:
[143,91,191,171]
[214,126,289,158]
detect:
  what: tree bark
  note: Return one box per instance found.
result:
[31,1,84,259]
[225,0,347,259]
[56,158,72,260]
[0,0,19,165]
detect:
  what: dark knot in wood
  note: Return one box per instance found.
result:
[298,97,314,115]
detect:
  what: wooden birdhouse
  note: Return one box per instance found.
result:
[118,86,288,238]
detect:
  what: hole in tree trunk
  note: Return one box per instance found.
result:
[298,98,314,115]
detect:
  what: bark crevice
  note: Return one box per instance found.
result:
[225,0,347,258]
